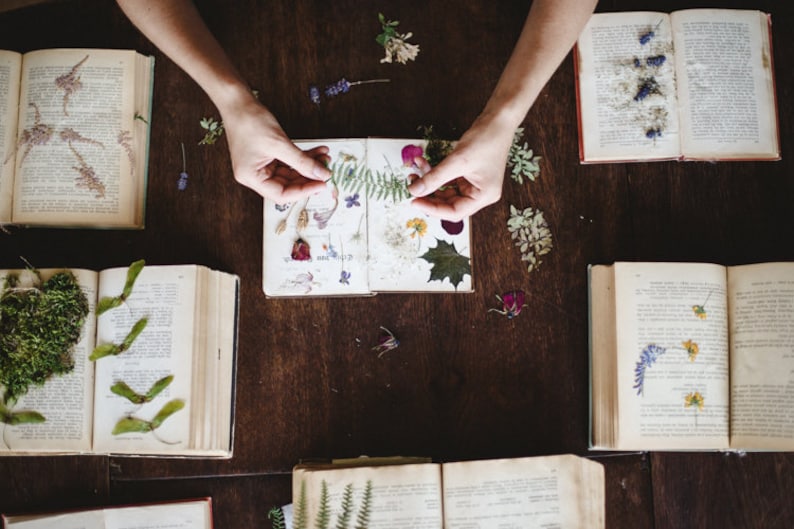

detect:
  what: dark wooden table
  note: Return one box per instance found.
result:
[0,0,792,527]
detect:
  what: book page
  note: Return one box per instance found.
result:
[672,9,779,160]
[12,49,141,227]
[263,139,371,297]
[442,455,605,529]
[614,262,729,449]
[0,268,97,454]
[0,50,21,223]
[576,12,681,162]
[293,463,443,528]
[365,138,472,293]
[728,262,794,449]
[3,499,211,529]
[92,265,198,455]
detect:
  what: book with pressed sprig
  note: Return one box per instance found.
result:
[589,261,794,451]
[2,497,213,528]
[0,48,153,228]
[575,9,779,163]
[262,138,473,297]
[291,454,605,529]
[0,264,238,457]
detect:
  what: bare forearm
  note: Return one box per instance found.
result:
[116,0,253,112]
[482,0,598,129]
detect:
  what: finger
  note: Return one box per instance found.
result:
[411,195,480,222]
[408,156,465,197]
[255,175,327,202]
[275,142,332,182]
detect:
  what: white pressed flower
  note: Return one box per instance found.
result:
[381,34,420,64]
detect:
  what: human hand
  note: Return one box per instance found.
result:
[221,97,331,202]
[407,116,515,221]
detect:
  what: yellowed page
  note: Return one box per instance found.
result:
[12,49,140,227]
[673,9,779,160]
[0,268,96,454]
[0,50,21,223]
[3,509,104,528]
[589,264,619,450]
[292,463,443,528]
[442,455,605,529]
[614,262,729,450]
[92,265,197,455]
[576,12,681,162]
[728,262,794,449]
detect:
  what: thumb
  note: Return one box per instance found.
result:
[408,156,465,197]
[277,142,331,181]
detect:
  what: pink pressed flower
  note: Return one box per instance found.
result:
[488,290,527,319]
[291,238,311,261]
[401,144,424,167]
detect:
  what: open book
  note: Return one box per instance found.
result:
[2,497,212,529]
[292,454,604,529]
[575,9,779,163]
[262,138,473,297]
[0,48,153,228]
[589,261,794,451]
[0,264,238,457]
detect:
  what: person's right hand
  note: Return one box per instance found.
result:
[221,95,331,202]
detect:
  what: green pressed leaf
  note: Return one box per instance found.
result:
[121,259,145,299]
[112,417,152,435]
[419,239,471,289]
[150,399,185,429]
[110,381,145,404]
[145,375,174,401]
[96,296,122,316]
[9,410,46,424]
[89,343,120,362]
[121,317,148,351]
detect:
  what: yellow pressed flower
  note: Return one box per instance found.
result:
[684,391,704,410]
[692,305,707,319]
[406,217,428,239]
[683,340,699,362]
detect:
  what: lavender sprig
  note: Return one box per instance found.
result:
[633,344,667,396]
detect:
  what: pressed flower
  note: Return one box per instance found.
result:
[311,78,390,104]
[177,142,189,191]
[441,219,464,235]
[345,193,361,208]
[373,326,399,357]
[406,217,428,239]
[309,85,321,105]
[291,238,311,261]
[683,340,699,362]
[401,144,424,167]
[692,305,707,320]
[488,290,527,319]
[376,13,420,64]
[633,344,666,396]
[339,270,351,285]
[684,391,704,410]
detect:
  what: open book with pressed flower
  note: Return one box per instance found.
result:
[262,138,473,297]
[574,9,779,163]
[292,454,604,529]
[0,48,153,228]
[589,261,794,451]
[2,497,213,529]
[0,264,238,457]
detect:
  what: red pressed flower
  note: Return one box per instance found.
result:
[401,144,424,167]
[291,238,311,261]
[441,219,464,235]
[488,290,527,319]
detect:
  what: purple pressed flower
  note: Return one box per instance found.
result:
[275,203,290,212]
[639,31,655,45]
[488,290,527,319]
[290,238,311,261]
[441,219,464,235]
[646,128,662,139]
[324,78,351,97]
[401,144,424,167]
[309,85,321,105]
[646,55,666,67]
[339,270,351,285]
[345,193,361,208]
[373,326,399,357]
[177,172,189,191]
[633,344,667,396]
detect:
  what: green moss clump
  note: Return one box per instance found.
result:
[0,270,89,405]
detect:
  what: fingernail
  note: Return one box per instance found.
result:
[410,181,425,195]
[314,166,331,180]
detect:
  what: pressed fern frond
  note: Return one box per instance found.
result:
[267,507,286,529]
[294,480,309,529]
[334,483,355,529]
[315,480,331,529]
[329,160,410,203]
[354,480,373,529]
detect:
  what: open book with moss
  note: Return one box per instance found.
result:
[0,48,153,228]
[589,261,794,451]
[262,138,473,297]
[292,454,605,529]
[0,263,238,457]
